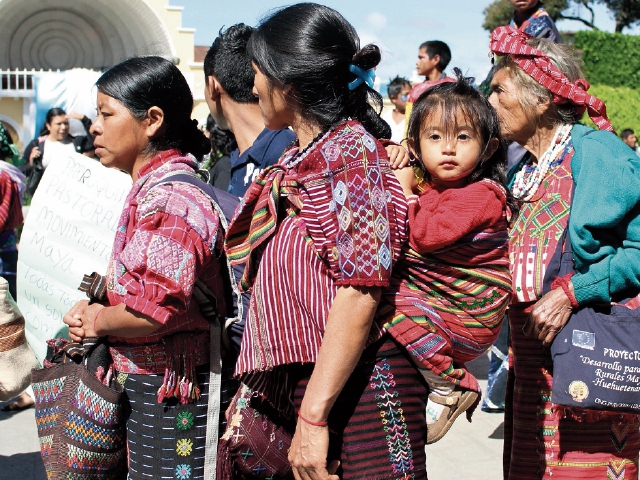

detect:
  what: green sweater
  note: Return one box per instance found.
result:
[568,123,640,305]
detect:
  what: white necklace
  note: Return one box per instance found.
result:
[511,124,572,201]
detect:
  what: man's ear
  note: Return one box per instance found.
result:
[145,106,165,139]
[206,76,221,101]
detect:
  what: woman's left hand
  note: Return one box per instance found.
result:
[524,286,574,347]
[63,300,104,341]
[289,420,339,480]
[385,144,410,169]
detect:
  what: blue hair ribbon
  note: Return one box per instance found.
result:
[348,64,375,90]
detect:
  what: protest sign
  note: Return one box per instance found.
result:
[17,152,131,362]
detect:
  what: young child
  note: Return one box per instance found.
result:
[383,69,514,444]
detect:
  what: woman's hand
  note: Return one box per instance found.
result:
[289,421,339,480]
[393,166,417,198]
[385,144,410,169]
[29,146,41,165]
[63,300,105,341]
[524,285,574,347]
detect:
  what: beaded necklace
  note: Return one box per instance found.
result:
[511,123,572,201]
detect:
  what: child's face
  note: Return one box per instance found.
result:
[414,108,484,188]
[416,48,439,77]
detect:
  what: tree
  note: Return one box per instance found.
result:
[595,0,640,32]
[482,0,640,33]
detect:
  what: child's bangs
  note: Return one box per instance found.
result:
[420,94,483,141]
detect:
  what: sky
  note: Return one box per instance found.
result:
[175,1,637,90]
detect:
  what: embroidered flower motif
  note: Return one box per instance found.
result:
[176,438,193,456]
[175,463,192,479]
[176,411,195,431]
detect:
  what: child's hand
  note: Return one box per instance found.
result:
[385,144,410,169]
[393,166,418,198]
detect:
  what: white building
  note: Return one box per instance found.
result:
[0,0,209,150]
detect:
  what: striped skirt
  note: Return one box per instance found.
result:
[504,304,640,479]
[122,366,210,480]
[218,336,428,479]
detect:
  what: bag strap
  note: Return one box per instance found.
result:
[149,170,240,477]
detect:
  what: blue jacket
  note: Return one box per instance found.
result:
[227,128,296,197]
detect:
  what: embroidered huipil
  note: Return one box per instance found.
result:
[509,142,574,303]
[225,121,408,410]
[106,150,226,377]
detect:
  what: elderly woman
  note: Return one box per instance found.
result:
[489,27,640,479]
[218,4,428,480]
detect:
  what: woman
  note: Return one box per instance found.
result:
[488,27,640,479]
[62,56,224,480]
[219,4,427,479]
[0,123,24,299]
[22,108,94,171]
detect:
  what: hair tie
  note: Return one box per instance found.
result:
[348,64,375,91]
[490,25,614,133]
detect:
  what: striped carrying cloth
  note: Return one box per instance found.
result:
[379,230,512,394]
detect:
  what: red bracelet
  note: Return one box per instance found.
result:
[297,410,328,427]
[551,273,579,308]
[92,307,107,336]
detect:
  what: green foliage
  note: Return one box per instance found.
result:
[574,30,640,89]
[594,0,640,32]
[581,83,640,134]
[483,0,514,32]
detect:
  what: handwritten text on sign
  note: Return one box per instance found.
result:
[17,152,131,362]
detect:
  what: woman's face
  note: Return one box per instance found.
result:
[489,69,534,143]
[90,92,150,175]
[47,115,69,141]
[252,64,292,131]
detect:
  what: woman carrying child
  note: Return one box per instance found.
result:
[385,70,514,444]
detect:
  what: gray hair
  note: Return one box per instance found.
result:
[494,38,585,125]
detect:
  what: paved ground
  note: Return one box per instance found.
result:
[0,354,503,480]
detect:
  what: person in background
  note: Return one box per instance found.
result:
[63,56,226,479]
[203,24,296,198]
[0,124,33,413]
[22,108,95,175]
[510,0,561,42]
[202,114,236,190]
[621,128,640,157]
[382,76,411,144]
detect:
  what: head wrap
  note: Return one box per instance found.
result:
[490,26,614,132]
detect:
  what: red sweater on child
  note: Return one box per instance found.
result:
[406,179,508,266]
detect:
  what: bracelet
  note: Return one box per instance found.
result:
[551,273,579,308]
[297,410,328,427]
[92,307,108,336]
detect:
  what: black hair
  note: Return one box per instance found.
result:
[621,128,635,140]
[96,56,210,159]
[248,3,391,139]
[206,115,237,157]
[387,76,411,99]
[407,68,517,215]
[419,40,452,72]
[203,24,258,104]
[39,107,67,136]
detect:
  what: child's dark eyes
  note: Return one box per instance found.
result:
[458,134,471,140]
[428,134,441,140]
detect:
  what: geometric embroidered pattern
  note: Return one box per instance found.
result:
[66,444,126,472]
[64,412,124,449]
[146,234,195,286]
[73,381,121,426]
[39,434,53,458]
[33,377,66,404]
[35,406,60,430]
[175,464,192,479]
[176,438,194,457]
[176,412,195,431]
[371,359,416,478]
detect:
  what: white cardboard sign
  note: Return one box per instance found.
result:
[17,152,131,362]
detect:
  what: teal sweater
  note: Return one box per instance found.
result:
[568,123,640,305]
